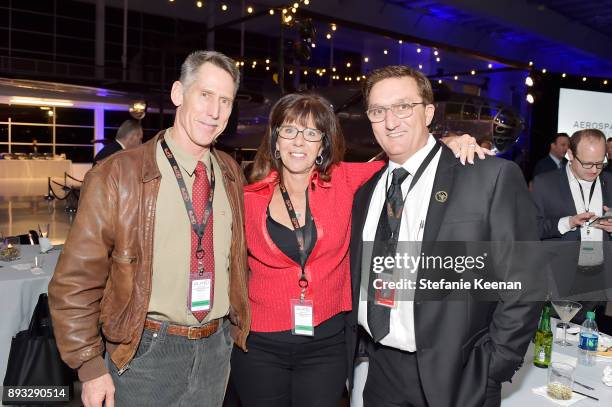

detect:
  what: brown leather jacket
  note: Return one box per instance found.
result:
[48,131,250,382]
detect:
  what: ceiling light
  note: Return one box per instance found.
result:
[364,57,369,62]
[488,63,493,69]
[541,68,547,74]
[417,48,421,53]
[269,9,275,15]
[583,77,587,82]
[247,6,253,13]
[471,70,476,75]
[10,97,74,107]
[526,93,534,104]
[525,76,534,87]
[221,4,228,11]
[331,23,337,31]
[383,49,388,55]
[562,73,566,78]
[196,1,203,8]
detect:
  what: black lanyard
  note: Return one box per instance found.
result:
[278,182,313,298]
[161,140,215,275]
[384,142,441,236]
[575,176,597,212]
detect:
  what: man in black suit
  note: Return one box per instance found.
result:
[532,129,612,324]
[532,132,569,178]
[93,119,143,164]
[604,137,612,173]
[347,65,542,407]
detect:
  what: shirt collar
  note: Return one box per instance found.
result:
[164,127,211,176]
[388,134,436,175]
[116,139,126,149]
[566,162,595,187]
[549,153,561,167]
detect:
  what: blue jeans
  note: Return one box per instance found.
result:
[108,319,232,407]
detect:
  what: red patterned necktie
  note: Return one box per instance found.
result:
[188,161,215,322]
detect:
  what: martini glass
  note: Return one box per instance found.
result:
[551,300,582,346]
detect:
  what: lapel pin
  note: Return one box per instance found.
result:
[435,191,448,203]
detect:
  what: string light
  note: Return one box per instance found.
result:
[470,70,476,75]
[356,76,361,81]
[438,79,442,84]
[487,63,493,69]
[362,75,366,79]
[331,23,337,31]
[326,33,332,39]
[364,57,369,62]
[434,50,439,56]
[266,66,270,71]
[265,59,270,64]
[332,67,337,72]
[311,43,316,48]
[454,75,458,80]
[525,76,534,87]
[304,70,308,75]
[289,70,294,74]
[435,57,440,62]
[529,61,533,66]
[247,6,253,13]
[221,4,228,11]
[541,68,547,74]
[562,73,566,78]
[346,62,351,68]
[417,48,421,53]
[240,61,245,66]
[293,2,299,7]
[284,15,293,23]
[304,0,310,4]
[582,77,587,82]
[398,40,403,44]
[418,64,423,69]
[383,49,388,55]
[526,94,534,104]
[605,80,609,85]
[282,8,287,14]
[269,9,275,15]
[196,1,203,8]
[291,7,296,13]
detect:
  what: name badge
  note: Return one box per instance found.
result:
[375,272,396,308]
[290,299,314,336]
[191,273,212,312]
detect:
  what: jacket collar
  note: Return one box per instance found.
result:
[141,129,235,183]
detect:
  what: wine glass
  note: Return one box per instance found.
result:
[551,300,582,346]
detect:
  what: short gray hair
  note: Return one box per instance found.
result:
[179,50,240,96]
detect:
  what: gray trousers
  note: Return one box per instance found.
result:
[108,319,232,407]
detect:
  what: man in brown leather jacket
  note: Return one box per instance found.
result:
[48,50,250,407]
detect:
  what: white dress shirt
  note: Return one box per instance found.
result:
[358,135,441,351]
[557,164,603,241]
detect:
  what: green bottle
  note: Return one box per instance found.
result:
[534,303,553,368]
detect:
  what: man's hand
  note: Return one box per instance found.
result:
[82,373,115,407]
[592,205,612,233]
[569,211,595,228]
[442,134,495,165]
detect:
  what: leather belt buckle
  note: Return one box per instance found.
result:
[187,326,200,340]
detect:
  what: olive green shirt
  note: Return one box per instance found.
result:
[148,128,232,325]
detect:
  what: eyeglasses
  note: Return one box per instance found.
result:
[365,101,426,123]
[277,125,324,142]
[574,155,605,169]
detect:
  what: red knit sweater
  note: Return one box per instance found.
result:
[244,161,385,332]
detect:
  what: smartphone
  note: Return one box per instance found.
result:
[589,211,612,225]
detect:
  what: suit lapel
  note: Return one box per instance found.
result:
[350,164,388,303]
[422,145,458,248]
[559,168,576,216]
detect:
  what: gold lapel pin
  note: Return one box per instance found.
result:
[435,191,448,203]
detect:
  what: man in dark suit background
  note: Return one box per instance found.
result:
[532,129,612,329]
[346,65,542,407]
[93,119,143,164]
[532,132,570,178]
[604,137,612,173]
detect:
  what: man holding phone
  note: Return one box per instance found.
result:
[532,128,612,321]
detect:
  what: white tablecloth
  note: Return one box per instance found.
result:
[501,319,612,406]
[0,160,72,179]
[0,245,60,381]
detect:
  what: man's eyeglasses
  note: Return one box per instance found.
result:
[574,155,605,170]
[277,125,324,142]
[365,102,426,123]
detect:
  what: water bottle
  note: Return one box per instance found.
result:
[578,311,599,366]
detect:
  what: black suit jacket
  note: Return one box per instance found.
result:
[93,140,123,165]
[532,168,612,305]
[533,155,566,178]
[347,144,541,407]
[532,168,612,241]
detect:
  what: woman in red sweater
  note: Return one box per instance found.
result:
[230,93,484,406]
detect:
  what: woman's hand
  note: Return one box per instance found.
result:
[441,134,495,165]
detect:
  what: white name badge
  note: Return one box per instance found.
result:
[290,299,314,336]
[191,274,212,312]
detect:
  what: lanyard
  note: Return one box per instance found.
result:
[278,182,313,300]
[161,140,215,275]
[384,142,441,239]
[577,180,596,213]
